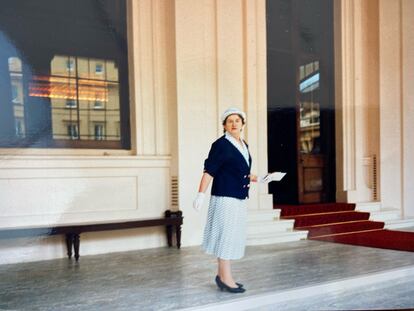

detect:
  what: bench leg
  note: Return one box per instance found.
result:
[166,225,173,247]
[65,234,74,259]
[175,224,181,249]
[165,210,173,247]
[165,210,182,248]
[73,234,80,261]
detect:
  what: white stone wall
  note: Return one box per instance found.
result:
[175,0,272,247]
[379,0,414,216]
[335,0,414,218]
[335,0,380,204]
[401,0,414,217]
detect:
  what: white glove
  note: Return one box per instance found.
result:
[193,192,205,211]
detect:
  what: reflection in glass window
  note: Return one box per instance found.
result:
[8,57,25,138]
[66,99,77,108]
[299,60,320,154]
[94,124,105,140]
[46,55,121,142]
[94,100,104,109]
[15,118,25,138]
[95,63,104,75]
[106,61,119,81]
[11,85,19,103]
[0,0,129,149]
[8,57,22,72]
[67,124,79,140]
[66,59,75,72]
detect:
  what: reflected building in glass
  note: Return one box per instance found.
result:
[37,56,122,142]
[9,55,122,143]
[299,60,320,155]
[8,57,25,138]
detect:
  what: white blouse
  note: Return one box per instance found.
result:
[224,132,250,166]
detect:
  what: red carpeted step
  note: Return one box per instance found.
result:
[312,229,414,252]
[278,203,414,252]
[283,211,370,227]
[302,220,385,238]
[276,203,356,217]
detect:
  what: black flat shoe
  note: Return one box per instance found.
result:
[215,276,246,293]
[216,276,243,288]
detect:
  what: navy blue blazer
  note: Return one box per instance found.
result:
[204,135,252,200]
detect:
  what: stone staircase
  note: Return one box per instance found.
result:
[246,209,308,246]
[356,202,414,229]
[246,202,414,246]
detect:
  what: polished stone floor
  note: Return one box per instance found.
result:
[1,239,414,310]
[250,275,414,311]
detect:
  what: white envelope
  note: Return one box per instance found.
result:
[271,172,286,181]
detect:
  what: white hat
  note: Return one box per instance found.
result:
[221,107,246,123]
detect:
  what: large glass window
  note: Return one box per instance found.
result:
[0,0,130,149]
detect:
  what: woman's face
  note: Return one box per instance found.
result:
[224,114,244,137]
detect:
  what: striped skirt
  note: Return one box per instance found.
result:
[202,195,247,260]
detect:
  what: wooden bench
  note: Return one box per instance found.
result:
[0,210,183,261]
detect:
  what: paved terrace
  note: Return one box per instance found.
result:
[1,237,414,310]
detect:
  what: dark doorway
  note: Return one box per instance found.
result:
[266,0,335,204]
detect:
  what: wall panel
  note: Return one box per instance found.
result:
[379,0,402,210]
[402,0,414,216]
[0,157,171,263]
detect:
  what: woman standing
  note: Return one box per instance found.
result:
[193,107,278,293]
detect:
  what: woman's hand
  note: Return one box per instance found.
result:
[193,192,205,211]
[193,173,213,212]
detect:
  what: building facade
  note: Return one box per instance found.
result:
[0,0,413,264]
